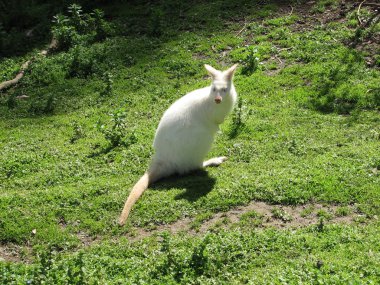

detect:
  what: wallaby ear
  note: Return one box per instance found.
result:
[204,64,219,79]
[224,64,238,80]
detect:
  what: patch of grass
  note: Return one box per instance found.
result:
[271,208,293,222]
[190,211,214,231]
[300,206,315,218]
[2,223,380,284]
[316,209,333,221]
[335,206,352,217]
[239,210,264,228]
[265,15,299,27]
[0,0,380,283]
[312,0,339,13]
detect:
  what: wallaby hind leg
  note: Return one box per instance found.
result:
[203,156,227,167]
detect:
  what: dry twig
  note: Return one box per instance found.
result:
[357,0,367,25]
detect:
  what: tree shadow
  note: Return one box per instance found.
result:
[151,169,216,202]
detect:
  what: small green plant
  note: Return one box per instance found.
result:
[189,234,210,276]
[51,4,113,51]
[92,9,113,41]
[241,46,260,75]
[70,121,85,143]
[190,211,213,231]
[335,206,351,217]
[228,97,246,139]
[68,45,95,78]
[67,4,86,32]
[240,210,264,227]
[312,0,338,13]
[271,208,293,222]
[97,108,136,149]
[316,217,325,232]
[316,209,333,221]
[28,93,56,115]
[6,92,17,109]
[300,206,315,218]
[51,14,79,51]
[44,93,56,114]
[100,72,114,97]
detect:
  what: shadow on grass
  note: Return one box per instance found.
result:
[151,169,216,202]
[87,144,115,158]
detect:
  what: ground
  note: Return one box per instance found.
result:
[0,0,379,284]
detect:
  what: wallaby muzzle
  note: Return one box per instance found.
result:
[215,95,222,104]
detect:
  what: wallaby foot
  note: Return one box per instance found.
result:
[203,156,227,167]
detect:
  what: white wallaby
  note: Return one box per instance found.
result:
[118,64,238,225]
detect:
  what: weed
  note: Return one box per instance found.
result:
[189,234,210,276]
[239,210,264,227]
[69,121,85,144]
[316,209,333,221]
[300,206,315,218]
[271,208,293,222]
[6,92,17,109]
[316,217,325,232]
[44,94,56,114]
[97,108,137,149]
[190,211,214,231]
[241,46,260,75]
[51,14,79,51]
[52,4,113,51]
[28,93,56,115]
[100,72,114,98]
[228,97,246,139]
[335,206,351,217]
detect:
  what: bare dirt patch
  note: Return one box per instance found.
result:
[0,243,32,263]
[126,201,364,242]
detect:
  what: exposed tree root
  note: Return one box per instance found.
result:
[0,38,57,94]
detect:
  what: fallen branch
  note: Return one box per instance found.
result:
[236,19,247,36]
[289,6,294,17]
[356,0,366,25]
[0,38,57,94]
[274,55,283,65]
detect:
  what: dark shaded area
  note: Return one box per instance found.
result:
[0,0,114,56]
[152,169,215,202]
[0,0,292,57]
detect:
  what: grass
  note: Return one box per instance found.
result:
[1,0,380,283]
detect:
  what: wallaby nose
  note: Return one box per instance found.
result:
[215,95,222,104]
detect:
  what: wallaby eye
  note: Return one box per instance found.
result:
[212,87,216,92]
[222,88,227,92]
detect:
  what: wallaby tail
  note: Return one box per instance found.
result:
[118,164,163,226]
[118,172,150,226]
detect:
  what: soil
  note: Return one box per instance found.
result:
[0,243,31,264]
[126,201,365,242]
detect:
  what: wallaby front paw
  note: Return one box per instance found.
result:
[203,156,228,167]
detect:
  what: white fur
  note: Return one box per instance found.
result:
[119,64,237,225]
[150,64,238,177]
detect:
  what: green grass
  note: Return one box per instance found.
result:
[1,0,380,283]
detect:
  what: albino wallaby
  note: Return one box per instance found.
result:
[118,64,238,225]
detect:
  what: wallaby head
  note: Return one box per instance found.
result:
[204,64,238,104]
